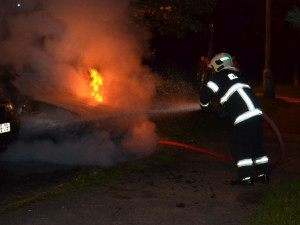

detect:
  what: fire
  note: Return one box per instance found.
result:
[89,68,104,103]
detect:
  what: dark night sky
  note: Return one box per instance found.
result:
[210,0,266,80]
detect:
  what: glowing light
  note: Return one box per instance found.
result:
[220,56,230,61]
[17,3,21,7]
[89,68,104,103]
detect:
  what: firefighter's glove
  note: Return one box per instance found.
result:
[215,104,228,118]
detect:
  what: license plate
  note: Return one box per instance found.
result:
[0,123,10,134]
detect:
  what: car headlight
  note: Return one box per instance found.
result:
[5,103,14,112]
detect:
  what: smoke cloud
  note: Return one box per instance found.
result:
[0,0,160,167]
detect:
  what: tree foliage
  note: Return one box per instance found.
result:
[131,0,219,38]
[286,6,300,32]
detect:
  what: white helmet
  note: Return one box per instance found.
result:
[208,53,235,72]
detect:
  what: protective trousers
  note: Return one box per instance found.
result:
[231,116,270,179]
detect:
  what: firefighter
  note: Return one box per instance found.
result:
[199,53,270,185]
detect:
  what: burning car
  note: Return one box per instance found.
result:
[0,65,159,168]
[0,95,20,152]
[0,66,111,144]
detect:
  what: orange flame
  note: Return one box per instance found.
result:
[89,68,104,103]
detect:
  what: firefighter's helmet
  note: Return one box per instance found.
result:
[208,53,235,72]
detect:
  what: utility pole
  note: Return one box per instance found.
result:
[263,0,275,98]
[207,23,214,60]
[206,23,214,81]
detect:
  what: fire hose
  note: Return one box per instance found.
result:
[159,112,285,168]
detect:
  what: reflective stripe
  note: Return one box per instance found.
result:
[237,158,253,168]
[257,174,265,178]
[207,81,219,93]
[237,88,255,110]
[255,156,269,165]
[242,177,251,181]
[228,73,238,80]
[234,109,262,125]
[225,66,238,71]
[200,101,209,108]
[219,81,261,125]
[220,83,250,104]
[208,78,261,125]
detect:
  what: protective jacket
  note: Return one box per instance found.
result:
[199,69,262,125]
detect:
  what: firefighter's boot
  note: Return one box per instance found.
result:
[230,176,254,186]
[256,173,269,184]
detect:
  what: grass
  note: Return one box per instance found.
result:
[246,178,300,225]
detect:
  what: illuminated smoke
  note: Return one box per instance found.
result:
[0,0,154,109]
[0,0,159,167]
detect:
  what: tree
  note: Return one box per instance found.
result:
[131,0,219,38]
[285,6,300,85]
[131,0,219,80]
[270,0,300,85]
[285,6,300,32]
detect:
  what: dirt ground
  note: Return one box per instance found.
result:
[0,96,299,225]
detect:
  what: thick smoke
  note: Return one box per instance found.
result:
[0,0,159,167]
